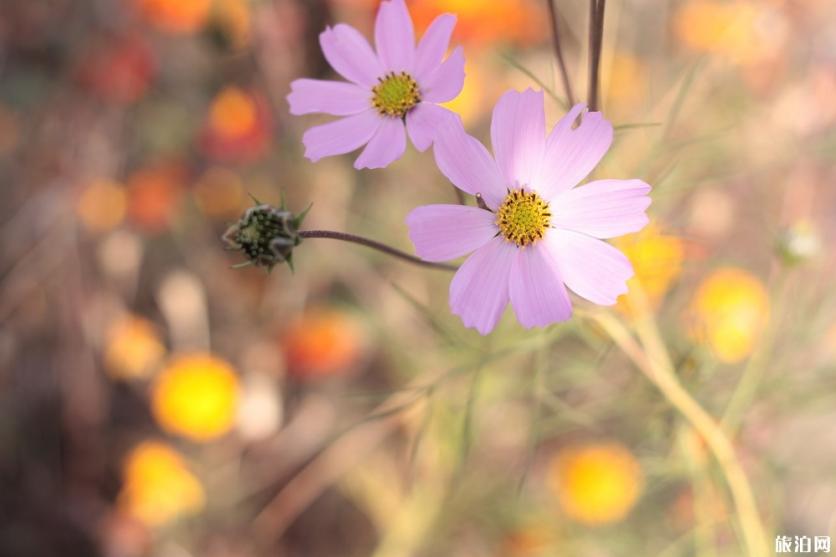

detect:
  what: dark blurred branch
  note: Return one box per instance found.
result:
[299,230,457,271]
[546,0,576,106]
[587,0,606,111]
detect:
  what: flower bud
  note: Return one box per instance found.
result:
[222,202,308,271]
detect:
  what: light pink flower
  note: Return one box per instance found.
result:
[286,0,464,170]
[407,89,652,334]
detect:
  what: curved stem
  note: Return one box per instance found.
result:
[546,0,576,106]
[299,230,457,272]
[589,303,769,557]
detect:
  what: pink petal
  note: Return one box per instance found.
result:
[551,179,652,238]
[414,14,456,82]
[302,110,381,162]
[406,204,497,262]
[406,102,457,151]
[433,117,506,208]
[320,24,385,88]
[420,46,465,104]
[374,0,415,73]
[544,229,633,305]
[490,89,546,191]
[509,244,573,328]
[450,237,516,335]
[538,105,613,199]
[287,79,371,116]
[353,117,407,169]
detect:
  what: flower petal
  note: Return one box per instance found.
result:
[405,102,457,151]
[420,46,465,104]
[450,237,515,335]
[406,204,497,262]
[287,79,371,116]
[509,244,573,328]
[320,24,385,88]
[538,106,613,199]
[433,117,506,208]
[302,110,381,162]
[375,0,415,73]
[415,14,456,82]
[491,89,546,190]
[353,117,407,169]
[545,229,633,305]
[551,179,652,238]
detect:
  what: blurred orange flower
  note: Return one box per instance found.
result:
[193,167,246,219]
[76,179,128,234]
[201,86,270,162]
[118,440,205,527]
[500,522,554,557]
[104,315,166,380]
[152,354,240,441]
[77,35,155,104]
[408,0,547,46]
[548,442,643,525]
[126,162,186,233]
[136,0,212,34]
[282,309,367,381]
[616,223,685,315]
[688,267,770,363]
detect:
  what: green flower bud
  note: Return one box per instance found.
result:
[223,201,309,272]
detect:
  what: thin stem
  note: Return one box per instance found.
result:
[588,302,768,556]
[587,0,606,112]
[299,230,457,272]
[546,0,576,106]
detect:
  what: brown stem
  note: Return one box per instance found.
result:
[299,230,457,272]
[587,0,606,112]
[546,0,576,106]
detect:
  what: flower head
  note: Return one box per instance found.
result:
[287,0,465,169]
[548,442,643,525]
[223,201,309,272]
[687,267,770,363]
[406,89,652,334]
[118,441,205,527]
[151,354,240,442]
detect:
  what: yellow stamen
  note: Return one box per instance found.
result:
[496,189,551,247]
[371,72,421,118]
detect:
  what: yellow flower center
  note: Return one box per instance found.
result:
[496,189,551,247]
[372,72,421,118]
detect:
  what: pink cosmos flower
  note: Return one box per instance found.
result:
[286,0,464,170]
[406,89,652,335]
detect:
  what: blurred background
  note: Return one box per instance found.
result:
[1,0,835,556]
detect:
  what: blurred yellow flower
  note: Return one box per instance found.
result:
[688,268,770,363]
[604,51,649,115]
[282,309,367,381]
[76,180,128,234]
[209,86,257,140]
[673,1,780,64]
[104,316,166,380]
[152,354,240,441]
[127,162,186,233]
[443,58,487,126]
[118,441,205,527]
[616,223,685,315]
[548,442,643,525]
[136,0,211,34]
